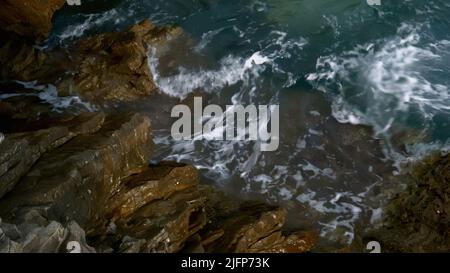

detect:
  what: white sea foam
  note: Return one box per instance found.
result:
[148,29,306,99]
[148,50,270,99]
[194,28,226,53]
[307,23,450,158]
[149,23,420,245]
[57,9,126,41]
[0,81,95,113]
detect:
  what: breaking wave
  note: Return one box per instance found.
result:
[0,81,96,113]
[307,23,450,157]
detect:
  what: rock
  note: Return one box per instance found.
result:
[198,186,317,253]
[0,209,95,253]
[0,112,105,198]
[92,163,317,253]
[97,162,207,253]
[366,153,450,252]
[0,113,152,228]
[116,186,206,253]
[0,0,65,42]
[54,20,181,104]
[1,20,182,105]
[0,108,317,253]
[0,31,46,80]
[105,162,199,221]
[257,231,318,253]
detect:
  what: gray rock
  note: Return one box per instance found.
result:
[0,112,105,199]
[0,210,95,253]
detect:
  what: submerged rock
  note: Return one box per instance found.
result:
[366,153,450,252]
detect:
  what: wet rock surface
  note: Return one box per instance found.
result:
[0,112,152,227]
[0,91,316,253]
[0,0,65,42]
[0,111,106,199]
[365,153,450,252]
[199,186,318,253]
[0,20,181,105]
[89,162,317,253]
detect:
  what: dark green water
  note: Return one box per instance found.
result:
[47,0,450,246]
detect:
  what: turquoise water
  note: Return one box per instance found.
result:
[48,0,450,246]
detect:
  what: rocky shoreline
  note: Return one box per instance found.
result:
[0,0,318,253]
[0,1,448,253]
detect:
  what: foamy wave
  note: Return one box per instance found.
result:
[149,30,307,99]
[148,50,271,99]
[307,24,450,151]
[57,9,126,41]
[0,81,95,113]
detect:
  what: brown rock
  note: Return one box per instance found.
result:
[0,0,65,41]
[105,162,199,221]
[0,32,46,80]
[0,113,152,228]
[116,186,207,253]
[255,231,318,253]
[1,20,182,105]
[96,162,207,253]
[0,112,105,199]
[54,20,177,103]
[199,186,317,253]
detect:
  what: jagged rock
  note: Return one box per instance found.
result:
[102,172,318,253]
[0,0,65,42]
[55,20,181,104]
[0,97,55,132]
[105,162,199,221]
[116,186,206,253]
[1,20,182,105]
[92,162,318,253]
[0,112,105,198]
[98,163,207,253]
[251,231,318,253]
[0,209,95,253]
[0,113,152,228]
[198,186,317,253]
[0,31,46,80]
[366,153,450,252]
